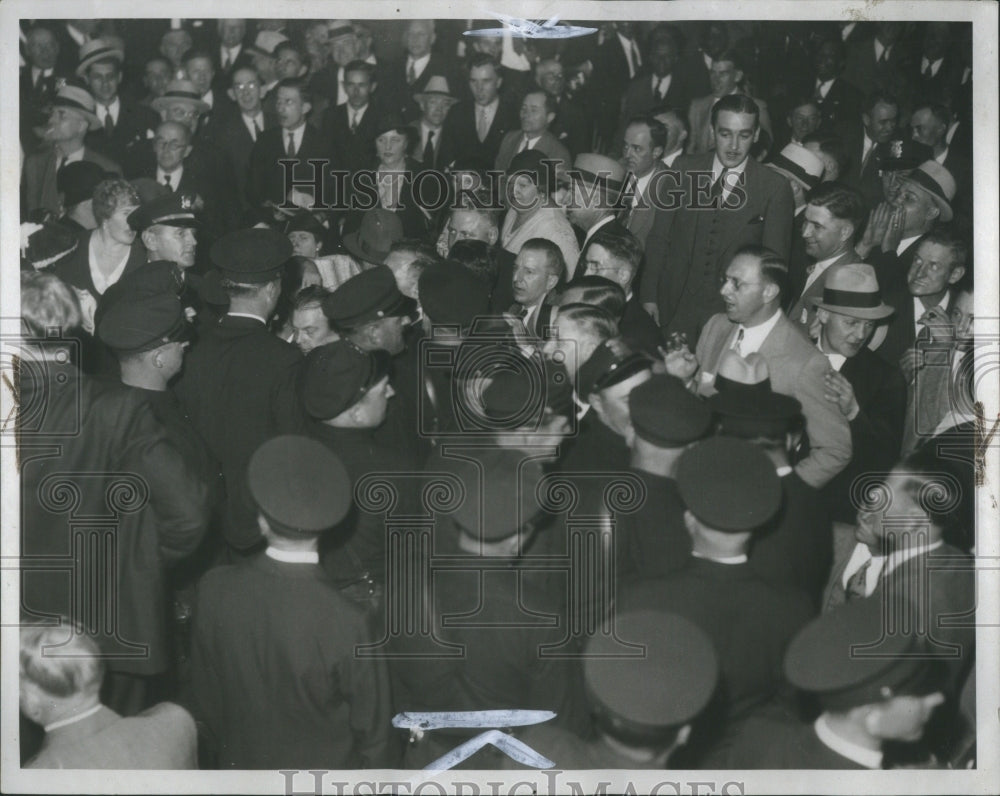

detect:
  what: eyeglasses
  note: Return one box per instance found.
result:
[233,81,259,90]
[153,139,186,152]
[719,275,761,291]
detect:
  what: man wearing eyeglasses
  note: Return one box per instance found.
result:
[665,245,851,489]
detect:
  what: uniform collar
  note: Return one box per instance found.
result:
[265,547,319,564]
[814,715,883,769]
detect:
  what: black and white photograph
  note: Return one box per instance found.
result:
[1,2,997,793]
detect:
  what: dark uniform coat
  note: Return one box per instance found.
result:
[616,468,690,580]
[189,554,393,769]
[173,314,305,549]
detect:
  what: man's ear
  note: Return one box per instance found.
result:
[227,88,236,102]
[487,227,499,245]
[761,280,780,304]
[182,144,193,160]
[141,229,157,250]
[302,101,313,118]
[682,509,699,537]
[947,266,966,286]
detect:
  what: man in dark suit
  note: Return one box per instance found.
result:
[838,90,900,209]
[78,40,159,166]
[811,264,906,525]
[189,435,393,769]
[534,58,591,157]
[913,22,967,105]
[910,102,972,219]
[579,227,662,356]
[409,75,458,171]
[812,37,864,133]
[246,77,335,220]
[618,438,814,763]
[444,202,516,313]
[786,181,866,329]
[321,60,381,179]
[618,115,672,249]
[590,22,646,151]
[210,18,253,95]
[20,24,73,153]
[181,48,237,141]
[563,152,629,257]
[879,224,966,369]
[22,84,122,217]
[842,22,913,102]
[173,230,306,552]
[493,90,571,173]
[641,94,795,341]
[382,20,456,122]
[444,54,519,167]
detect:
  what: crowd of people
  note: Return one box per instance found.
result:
[16,17,979,773]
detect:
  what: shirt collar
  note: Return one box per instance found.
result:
[44,703,104,733]
[874,40,891,60]
[284,123,307,149]
[737,308,782,355]
[711,153,749,181]
[817,337,847,372]
[157,164,183,182]
[97,96,121,121]
[266,546,320,564]
[227,311,268,324]
[407,53,431,75]
[896,234,922,257]
[886,538,944,577]
[934,147,949,164]
[914,293,950,332]
[814,715,883,769]
[692,550,748,565]
[921,56,944,75]
[841,542,885,596]
[663,148,682,167]
[815,77,835,97]
[775,465,794,477]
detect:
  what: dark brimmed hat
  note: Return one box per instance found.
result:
[899,160,956,223]
[95,260,185,327]
[785,597,941,712]
[585,610,718,730]
[628,374,711,447]
[414,76,458,104]
[152,80,210,114]
[97,292,191,353]
[873,138,933,173]
[676,438,782,532]
[565,153,627,200]
[247,436,352,534]
[210,228,293,282]
[20,221,78,270]
[709,387,803,440]
[127,193,200,231]
[418,262,491,329]
[323,265,417,331]
[342,208,404,265]
[284,211,327,239]
[811,263,895,320]
[508,149,558,195]
[576,338,651,398]
[57,161,111,207]
[299,340,391,420]
[75,38,125,76]
[51,84,101,131]
[371,111,415,142]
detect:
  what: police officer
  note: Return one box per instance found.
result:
[189,435,393,769]
[173,228,305,552]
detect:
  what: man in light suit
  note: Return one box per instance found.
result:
[641,94,794,343]
[22,84,121,216]
[667,245,851,489]
[21,625,197,769]
[619,115,671,249]
[686,51,772,156]
[494,90,570,174]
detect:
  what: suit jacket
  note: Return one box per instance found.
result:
[876,278,950,367]
[548,94,591,157]
[786,248,860,330]
[494,129,571,173]
[641,154,795,343]
[867,234,923,299]
[408,122,455,172]
[444,96,520,168]
[246,124,336,213]
[687,93,773,155]
[173,315,306,549]
[823,349,906,523]
[614,70,693,151]
[843,35,915,102]
[27,704,197,769]
[814,77,864,133]
[622,161,671,249]
[321,101,380,179]
[20,66,73,152]
[190,554,393,769]
[202,106,279,214]
[22,146,122,216]
[912,52,966,105]
[620,292,663,357]
[383,52,457,121]
[84,99,159,166]
[838,120,886,210]
[941,148,972,219]
[19,368,208,676]
[696,312,852,488]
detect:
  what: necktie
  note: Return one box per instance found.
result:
[103,107,114,135]
[477,107,489,142]
[630,41,642,77]
[878,48,888,65]
[350,111,359,133]
[710,168,730,205]
[517,135,530,153]
[286,131,296,157]
[407,61,417,85]
[223,50,231,70]
[56,155,67,173]
[860,143,875,176]
[423,130,435,166]
[163,173,172,190]
[657,76,668,99]
[253,117,263,140]
[732,327,745,356]
[845,557,872,600]
[922,61,933,78]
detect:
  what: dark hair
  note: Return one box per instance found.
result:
[648,23,682,51]
[448,239,498,285]
[556,277,626,318]
[864,89,900,115]
[452,191,503,226]
[274,41,304,61]
[806,181,868,238]
[625,115,668,152]
[801,133,851,180]
[292,284,332,312]
[467,53,501,76]
[230,63,261,88]
[734,244,788,301]
[344,59,376,81]
[711,93,759,129]
[919,225,968,272]
[895,445,974,550]
[273,255,318,329]
[553,302,620,342]
[181,47,214,67]
[655,106,690,136]
[586,229,643,273]
[712,47,743,72]
[390,238,438,261]
[274,77,311,105]
[912,102,952,129]
[521,238,566,283]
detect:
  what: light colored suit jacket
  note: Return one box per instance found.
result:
[787,249,861,330]
[27,703,197,769]
[623,161,670,249]
[22,146,122,216]
[695,311,852,488]
[494,129,571,174]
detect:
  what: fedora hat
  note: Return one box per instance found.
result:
[51,84,101,131]
[152,80,210,114]
[342,208,404,265]
[766,143,823,192]
[811,263,895,320]
[75,38,125,77]
[247,30,289,57]
[899,160,956,223]
[566,153,626,200]
[414,75,458,104]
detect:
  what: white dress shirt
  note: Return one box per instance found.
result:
[802,253,846,293]
[736,308,782,355]
[914,293,950,339]
[241,112,265,141]
[921,57,943,77]
[157,165,183,190]
[814,715,883,769]
[265,547,319,564]
[711,154,749,203]
[815,78,834,99]
[96,96,121,128]
[406,53,431,82]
